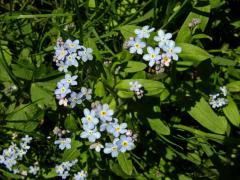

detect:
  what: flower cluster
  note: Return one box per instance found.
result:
[53,126,72,150]
[53,38,93,108]
[188,18,201,29]
[129,81,144,99]
[126,26,182,73]
[80,102,136,157]
[209,86,228,109]
[0,135,32,171]
[53,37,93,72]
[55,159,79,179]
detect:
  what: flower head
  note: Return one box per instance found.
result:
[81,108,99,129]
[143,47,161,67]
[90,142,104,152]
[134,25,155,39]
[103,138,120,158]
[54,138,71,150]
[129,81,142,92]
[154,29,172,48]
[129,37,146,55]
[96,104,114,122]
[78,46,93,62]
[80,126,101,142]
[117,135,134,153]
[74,170,88,180]
[65,39,80,53]
[163,40,182,61]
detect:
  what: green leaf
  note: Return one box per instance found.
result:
[117,153,133,176]
[6,103,43,132]
[188,97,228,134]
[129,9,154,24]
[64,114,78,131]
[148,118,170,135]
[223,97,240,127]
[31,82,57,110]
[42,168,58,179]
[115,79,165,96]
[62,139,82,161]
[0,45,12,82]
[176,4,210,43]
[124,61,147,73]
[211,56,236,66]
[227,81,240,92]
[119,25,139,39]
[94,81,106,97]
[178,43,212,63]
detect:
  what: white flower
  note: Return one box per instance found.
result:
[21,135,32,144]
[129,81,142,92]
[81,87,92,100]
[134,25,155,39]
[29,165,40,175]
[90,142,104,152]
[163,40,182,61]
[143,47,161,67]
[59,98,68,106]
[65,39,80,53]
[220,86,228,97]
[54,138,71,150]
[129,37,146,55]
[117,135,134,153]
[154,29,172,48]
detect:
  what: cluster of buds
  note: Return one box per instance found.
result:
[129,81,144,99]
[188,18,201,29]
[53,127,70,137]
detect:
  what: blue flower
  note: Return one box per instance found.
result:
[68,92,83,108]
[65,53,78,67]
[55,46,68,61]
[103,138,120,158]
[61,74,78,86]
[134,25,155,39]
[163,40,182,61]
[81,87,92,101]
[54,138,71,150]
[80,126,101,142]
[74,170,88,180]
[78,46,93,62]
[117,135,134,153]
[154,29,172,48]
[65,39,80,53]
[56,61,69,73]
[109,123,128,137]
[143,46,161,67]
[129,37,146,55]
[129,81,142,92]
[54,82,71,98]
[96,104,114,122]
[81,108,99,129]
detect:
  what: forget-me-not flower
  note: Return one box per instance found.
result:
[129,81,142,92]
[65,39,80,53]
[68,92,83,108]
[103,138,120,158]
[80,126,101,142]
[163,40,182,61]
[65,53,78,67]
[81,108,99,129]
[117,135,134,153]
[61,74,78,86]
[129,37,146,55]
[56,61,68,73]
[96,104,114,122]
[154,29,172,48]
[54,82,71,98]
[54,138,71,150]
[78,46,93,62]
[74,170,88,180]
[109,123,128,137]
[134,25,155,39]
[143,47,161,67]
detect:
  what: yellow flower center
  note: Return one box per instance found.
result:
[151,53,156,59]
[135,43,140,48]
[122,141,128,147]
[87,115,92,122]
[70,43,75,48]
[115,127,120,132]
[60,87,66,93]
[101,111,107,116]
